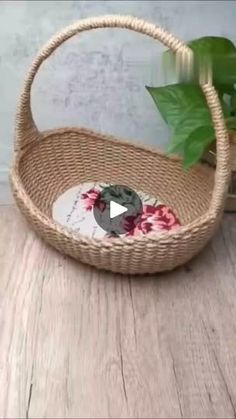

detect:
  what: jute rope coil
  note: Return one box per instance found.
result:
[10,15,231,274]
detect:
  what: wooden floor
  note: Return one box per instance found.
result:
[1,205,236,418]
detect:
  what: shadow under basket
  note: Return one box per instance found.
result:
[10,16,231,275]
[203,132,236,212]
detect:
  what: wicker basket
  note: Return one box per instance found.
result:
[203,131,236,212]
[10,16,231,275]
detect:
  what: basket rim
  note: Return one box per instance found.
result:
[16,125,216,169]
[10,126,217,248]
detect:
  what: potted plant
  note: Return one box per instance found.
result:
[146,36,236,211]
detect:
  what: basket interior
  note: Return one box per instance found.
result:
[18,129,215,226]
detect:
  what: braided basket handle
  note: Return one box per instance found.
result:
[15,15,230,213]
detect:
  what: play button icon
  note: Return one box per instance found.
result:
[93,184,143,236]
[110,201,128,219]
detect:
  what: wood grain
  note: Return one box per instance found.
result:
[0,206,236,418]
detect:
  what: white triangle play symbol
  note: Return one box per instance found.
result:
[110,201,128,219]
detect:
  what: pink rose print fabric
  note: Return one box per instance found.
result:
[53,182,181,240]
[124,204,181,236]
[81,187,108,213]
[81,188,100,211]
[80,186,181,237]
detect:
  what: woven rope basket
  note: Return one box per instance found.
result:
[10,15,231,274]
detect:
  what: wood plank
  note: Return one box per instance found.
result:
[0,206,236,418]
[0,206,47,418]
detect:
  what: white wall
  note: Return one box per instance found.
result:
[1,0,236,203]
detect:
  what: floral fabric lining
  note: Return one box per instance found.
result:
[53,182,181,240]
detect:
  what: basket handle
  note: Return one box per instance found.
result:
[15,15,192,149]
[15,15,230,214]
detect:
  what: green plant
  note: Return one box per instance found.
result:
[146,37,236,168]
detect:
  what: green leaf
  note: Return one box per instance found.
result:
[189,37,236,92]
[163,37,236,94]
[188,36,236,56]
[169,125,215,157]
[182,126,215,168]
[183,140,206,169]
[211,55,236,94]
[167,138,185,155]
[146,83,221,167]
[147,83,228,153]
[147,83,230,165]
[146,84,213,129]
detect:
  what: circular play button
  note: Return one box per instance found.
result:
[93,184,143,236]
